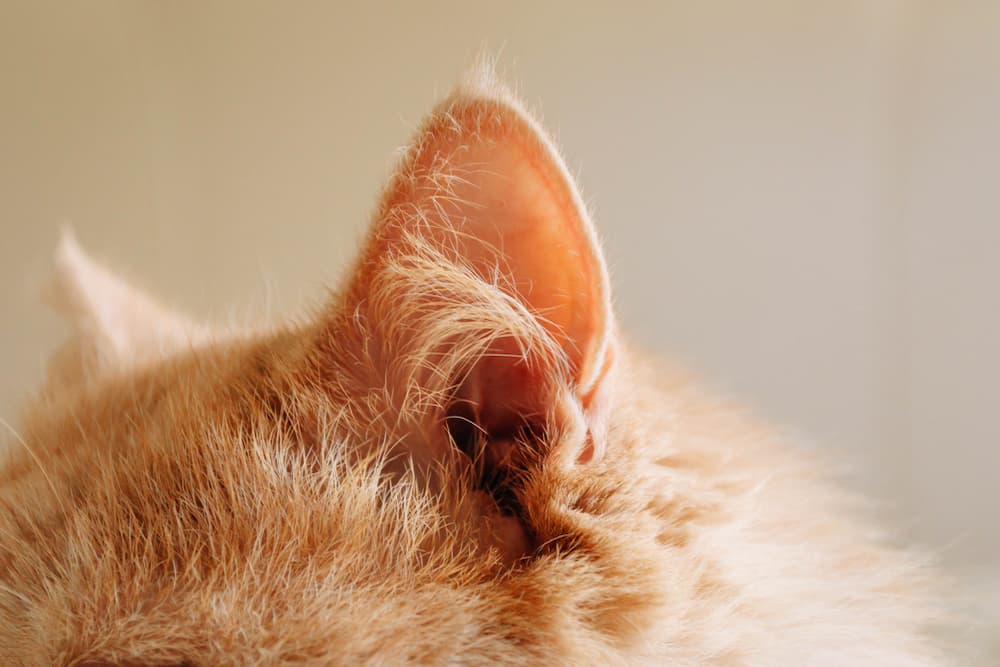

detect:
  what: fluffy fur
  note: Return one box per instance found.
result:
[0,64,949,665]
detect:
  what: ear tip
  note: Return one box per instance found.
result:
[52,227,100,288]
[452,54,527,118]
[45,228,90,315]
[457,53,507,99]
[54,227,80,265]
[435,61,561,164]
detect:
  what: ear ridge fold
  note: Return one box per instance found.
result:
[43,232,203,385]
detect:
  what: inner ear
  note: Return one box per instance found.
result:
[339,69,616,472]
[365,79,613,389]
[445,345,547,465]
[399,134,607,390]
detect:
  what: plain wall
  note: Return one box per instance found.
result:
[1,0,997,628]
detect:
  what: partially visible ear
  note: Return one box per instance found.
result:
[43,232,204,387]
[343,64,616,464]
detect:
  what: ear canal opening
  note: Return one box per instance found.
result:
[445,400,482,463]
[443,390,546,521]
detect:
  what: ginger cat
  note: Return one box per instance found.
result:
[1,65,947,665]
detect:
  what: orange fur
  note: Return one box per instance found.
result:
[1,64,949,665]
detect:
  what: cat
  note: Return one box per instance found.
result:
[0,63,949,665]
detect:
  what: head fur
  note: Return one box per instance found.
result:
[1,65,948,666]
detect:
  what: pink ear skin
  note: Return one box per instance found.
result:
[385,87,615,460]
[342,69,618,488]
[453,335,616,470]
[385,104,613,398]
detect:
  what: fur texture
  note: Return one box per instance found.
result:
[0,65,949,665]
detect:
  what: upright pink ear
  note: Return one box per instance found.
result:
[343,66,615,463]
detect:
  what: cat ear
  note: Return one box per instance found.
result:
[43,232,203,387]
[343,66,615,463]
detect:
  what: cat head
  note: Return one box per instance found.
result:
[1,66,667,664]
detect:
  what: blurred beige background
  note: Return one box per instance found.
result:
[1,0,998,648]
